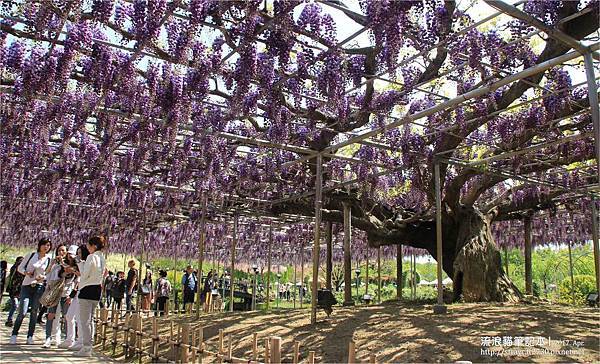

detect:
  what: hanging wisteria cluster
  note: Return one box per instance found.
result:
[0,0,598,273]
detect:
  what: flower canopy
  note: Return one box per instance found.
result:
[0,0,598,265]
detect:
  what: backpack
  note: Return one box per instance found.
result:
[183,273,197,293]
[112,279,126,299]
[7,252,37,297]
[157,278,171,298]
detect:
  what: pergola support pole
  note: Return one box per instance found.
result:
[583,52,600,183]
[524,216,533,296]
[196,196,208,318]
[325,222,333,291]
[311,154,323,324]
[583,52,600,297]
[592,198,600,295]
[266,221,273,310]
[396,245,402,300]
[342,202,354,306]
[377,247,381,304]
[433,162,447,314]
[230,215,238,313]
[567,239,575,305]
[365,249,369,297]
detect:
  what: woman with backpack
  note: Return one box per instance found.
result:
[9,238,52,345]
[4,256,24,327]
[154,270,171,316]
[43,244,78,348]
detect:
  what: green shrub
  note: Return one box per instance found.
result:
[402,270,420,288]
[532,281,541,297]
[558,275,596,305]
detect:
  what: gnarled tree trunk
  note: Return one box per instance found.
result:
[450,206,521,302]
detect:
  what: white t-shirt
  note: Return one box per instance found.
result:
[18,252,51,286]
[79,251,106,289]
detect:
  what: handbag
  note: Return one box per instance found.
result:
[40,278,65,308]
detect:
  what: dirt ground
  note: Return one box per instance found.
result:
[97,301,599,363]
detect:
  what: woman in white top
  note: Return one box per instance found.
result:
[72,235,106,357]
[9,238,52,345]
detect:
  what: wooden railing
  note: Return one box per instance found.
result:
[93,306,319,364]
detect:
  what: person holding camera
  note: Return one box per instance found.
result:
[9,238,52,345]
[60,244,88,349]
[43,244,78,348]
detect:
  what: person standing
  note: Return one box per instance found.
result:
[125,260,138,314]
[0,260,7,305]
[59,245,87,349]
[111,271,126,312]
[141,270,153,313]
[73,235,106,357]
[103,271,115,308]
[154,270,171,316]
[202,271,214,313]
[9,238,52,345]
[4,256,24,327]
[181,265,197,313]
[43,244,78,348]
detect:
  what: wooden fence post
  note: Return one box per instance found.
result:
[137,315,143,363]
[270,336,281,364]
[129,314,139,358]
[252,333,258,361]
[177,324,182,363]
[152,317,158,361]
[293,341,299,364]
[264,338,270,364]
[181,323,190,363]
[94,309,100,343]
[348,341,356,364]
[219,329,224,355]
[169,321,175,361]
[308,351,315,364]
[100,308,109,350]
[369,353,376,364]
[122,314,130,357]
[111,313,120,356]
[198,326,204,364]
[191,329,197,363]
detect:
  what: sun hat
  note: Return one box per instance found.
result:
[67,245,79,257]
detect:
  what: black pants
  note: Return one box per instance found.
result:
[183,289,195,304]
[156,296,168,316]
[114,298,123,310]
